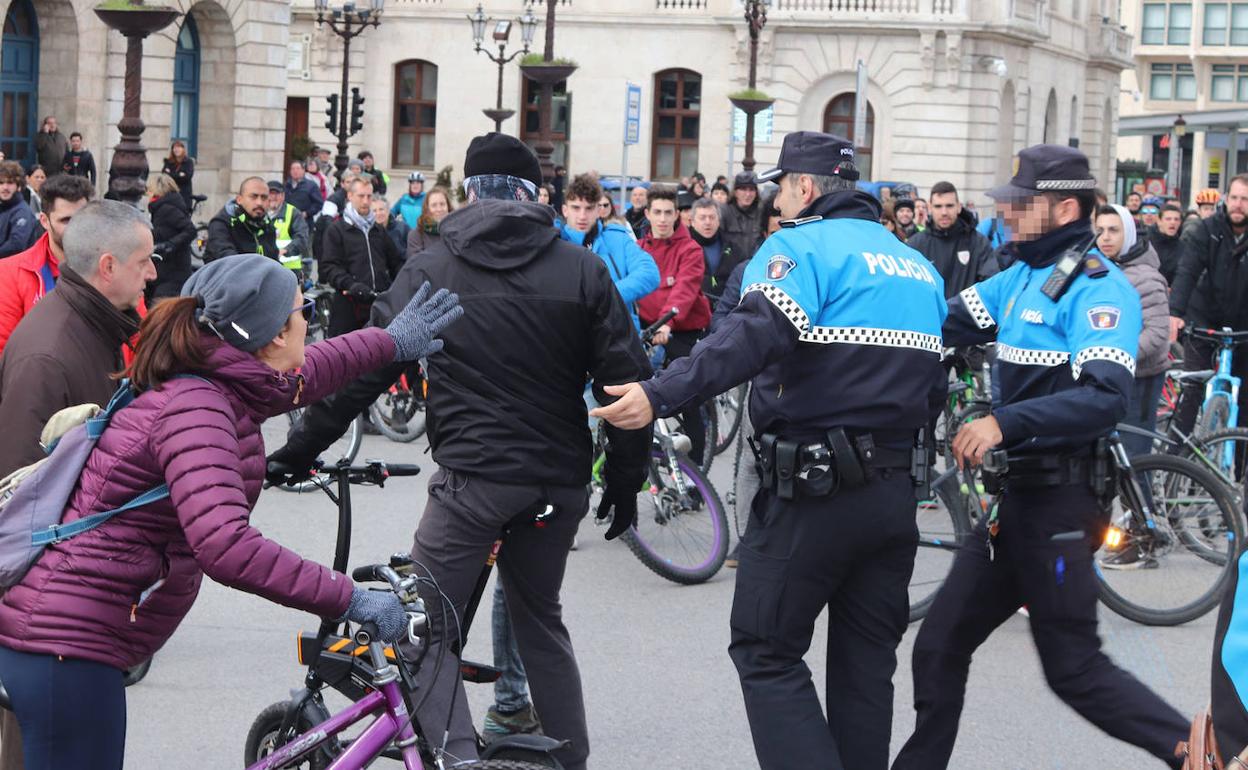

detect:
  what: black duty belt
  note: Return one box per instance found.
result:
[754,428,919,501]
[980,446,1111,495]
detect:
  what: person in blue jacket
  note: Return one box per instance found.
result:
[558,173,659,331]
[391,172,427,230]
[593,131,947,770]
[892,145,1189,770]
[0,162,39,259]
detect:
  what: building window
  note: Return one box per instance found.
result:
[172,16,200,158]
[1149,62,1196,100]
[1141,2,1191,44]
[1203,3,1248,45]
[521,78,570,169]
[1211,64,1248,101]
[822,93,874,180]
[393,60,437,168]
[651,69,700,181]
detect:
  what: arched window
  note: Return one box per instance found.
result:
[0,0,39,166]
[822,93,874,180]
[1042,89,1058,144]
[393,60,437,168]
[172,16,200,157]
[651,69,701,180]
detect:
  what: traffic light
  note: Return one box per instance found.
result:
[349,87,365,137]
[324,93,339,134]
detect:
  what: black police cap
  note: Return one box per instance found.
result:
[987,143,1097,202]
[757,131,859,184]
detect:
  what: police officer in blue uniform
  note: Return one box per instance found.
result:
[891,145,1189,769]
[592,131,948,770]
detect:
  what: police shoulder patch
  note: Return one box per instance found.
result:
[1087,305,1121,330]
[767,255,797,281]
[1082,256,1109,279]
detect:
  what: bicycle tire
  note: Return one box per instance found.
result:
[621,450,729,584]
[1095,452,1242,626]
[461,762,559,770]
[368,389,426,443]
[122,657,152,687]
[243,701,335,769]
[1200,392,1231,437]
[712,384,748,457]
[909,469,974,623]
[190,223,209,268]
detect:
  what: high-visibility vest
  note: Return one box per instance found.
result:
[271,203,302,271]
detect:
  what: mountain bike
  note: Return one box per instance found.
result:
[244,460,563,770]
[1188,327,1248,437]
[368,364,427,443]
[711,383,748,457]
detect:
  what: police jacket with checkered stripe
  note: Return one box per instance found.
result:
[948,219,1142,455]
[642,189,949,446]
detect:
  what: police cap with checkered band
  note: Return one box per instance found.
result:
[987,143,1097,202]
[757,131,860,184]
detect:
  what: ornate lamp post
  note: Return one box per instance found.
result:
[729,0,772,173]
[93,0,180,205]
[469,4,538,133]
[519,0,576,183]
[315,0,384,180]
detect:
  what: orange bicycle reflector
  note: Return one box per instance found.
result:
[1104,526,1125,549]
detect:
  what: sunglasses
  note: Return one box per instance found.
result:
[295,297,315,323]
[1141,206,1159,215]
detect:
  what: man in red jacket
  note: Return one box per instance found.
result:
[0,174,94,355]
[637,184,712,463]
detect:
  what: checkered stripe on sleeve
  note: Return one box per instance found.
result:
[743,282,810,332]
[959,286,996,330]
[997,344,1070,368]
[800,326,943,354]
[1072,346,1137,379]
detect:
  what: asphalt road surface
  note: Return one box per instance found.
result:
[126,431,1214,769]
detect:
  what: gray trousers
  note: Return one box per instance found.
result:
[410,467,589,770]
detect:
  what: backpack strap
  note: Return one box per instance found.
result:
[31,484,170,546]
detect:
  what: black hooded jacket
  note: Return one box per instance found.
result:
[148,192,197,298]
[279,199,654,488]
[1148,228,1184,285]
[1170,211,1248,328]
[905,207,998,298]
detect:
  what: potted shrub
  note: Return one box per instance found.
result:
[729,88,775,115]
[519,53,578,86]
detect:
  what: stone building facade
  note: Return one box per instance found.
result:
[288,0,1133,203]
[0,0,289,211]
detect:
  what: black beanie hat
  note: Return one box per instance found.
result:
[463,133,543,188]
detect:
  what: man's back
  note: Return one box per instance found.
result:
[372,199,650,485]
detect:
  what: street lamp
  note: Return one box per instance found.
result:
[469,4,537,133]
[742,0,769,173]
[1174,114,1187,202]
[316,0,384,180]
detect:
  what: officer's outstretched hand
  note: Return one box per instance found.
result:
[952,415,1003,470]
[591,383,654,429]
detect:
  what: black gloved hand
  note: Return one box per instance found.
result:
[347,282,374,301]
[265,446,318,487]
[595,480,638,541]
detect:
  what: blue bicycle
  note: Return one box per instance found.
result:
[1188,328,1248,479]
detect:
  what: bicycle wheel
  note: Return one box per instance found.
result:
[712,384,748,457]
[260,410,363,493]
[190,224,208,269]
[243,701,336,769]
[670,405,715,474]
[368,383,426,443]
[909,467,974,623]
[1095,452,1242,626]
[1182,427,1248,499]
[620,450,729,584]
[1200,392,1231,437]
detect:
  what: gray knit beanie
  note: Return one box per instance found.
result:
[181,254,298,353]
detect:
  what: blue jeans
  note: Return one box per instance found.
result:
[1121,373,1165,458]
[0,646,126,770]
[491,580,531,712]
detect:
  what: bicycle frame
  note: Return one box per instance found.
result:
[1197,328,1244,472]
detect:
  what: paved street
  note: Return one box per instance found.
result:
[127,431,1214,769]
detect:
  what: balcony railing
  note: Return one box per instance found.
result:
[1089,18,1133,67]
[770,0,957,13]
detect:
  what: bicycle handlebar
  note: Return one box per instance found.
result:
[1186,327,1248,343]
[642,308,679,343]
[263,460,421,489]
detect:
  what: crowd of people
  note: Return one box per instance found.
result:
[3,110,1248,770]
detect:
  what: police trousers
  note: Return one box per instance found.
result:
[729,469,918,770]
[408,468,589,770]
[891,485,1188,770]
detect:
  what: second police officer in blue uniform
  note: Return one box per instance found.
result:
[891,145,1190,769]
[593,131,948,770]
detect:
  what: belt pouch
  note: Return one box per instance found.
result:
[827,428,866,489]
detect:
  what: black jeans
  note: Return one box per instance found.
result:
[664,329,707,464]
[891,485,1188,769]
[0,646,126,770]
[729,471,918,770]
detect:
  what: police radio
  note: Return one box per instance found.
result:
[1039,231,1102,302]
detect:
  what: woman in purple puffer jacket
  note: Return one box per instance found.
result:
[0,254,461,770]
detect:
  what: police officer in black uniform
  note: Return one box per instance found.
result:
[594,131,948,770]
[891,145,1189,769]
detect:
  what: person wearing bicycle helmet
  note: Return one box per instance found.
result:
[0,253,461,770]
[889,145,1188,769]
[1197,188,1221,219]
[1139,194,1163,231]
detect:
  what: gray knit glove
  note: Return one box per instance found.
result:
[345,587,408,643]
[385,281,463,362]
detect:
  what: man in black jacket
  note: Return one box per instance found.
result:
[318,177,404,337]
[1150,203,1185,284]
[906,180,998,298]
[204,177,280,263]
[1168,174,1248,438]
[268,133,652,770]
[61,132,97,186]
[719,171,764,267]
[690,197,744,308]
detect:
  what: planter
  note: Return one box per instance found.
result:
[729,96,775,116]
[520,63,578,86]
[94,2,179,37]
[482,107,516,125]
